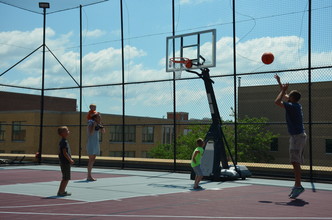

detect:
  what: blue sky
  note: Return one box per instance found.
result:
[0,0,331,121]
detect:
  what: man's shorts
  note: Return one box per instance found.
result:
[60,163,71,180]
[289,133,307,164]
[192,165,203,177]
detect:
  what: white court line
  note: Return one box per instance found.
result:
[0,211,332,219]
[0,201,89,209]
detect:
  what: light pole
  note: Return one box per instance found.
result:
[37,2,49,163]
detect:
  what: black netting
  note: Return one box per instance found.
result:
[0,0,331,181]
[0,0,108,14]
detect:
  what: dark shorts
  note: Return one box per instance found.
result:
[60,163,71,180]
[192,165,203,177]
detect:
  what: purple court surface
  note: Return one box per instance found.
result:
[0,165,331,220]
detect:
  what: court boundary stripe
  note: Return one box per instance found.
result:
[0,201,89,209]
[0,212,332,219]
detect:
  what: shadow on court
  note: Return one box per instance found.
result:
[260,199,310,207]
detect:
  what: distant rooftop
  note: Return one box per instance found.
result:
[0,91,76,112]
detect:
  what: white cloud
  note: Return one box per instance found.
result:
[212,35,309,75]
[179,0,191,4]
[82,45,147,85]
[0,28,54,62]
[12,76,41,88]
[235,36,304,64]
[1,27,331,118]
[84,29,106,38]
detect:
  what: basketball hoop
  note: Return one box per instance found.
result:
[166,29,216,73]
[169,57,193,69]
[169,57,193,79]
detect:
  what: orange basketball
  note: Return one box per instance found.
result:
[261,52,274,65]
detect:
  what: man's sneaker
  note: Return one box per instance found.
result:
[288,187,295,197]
[193,185,204,190]
[289,186,304,199]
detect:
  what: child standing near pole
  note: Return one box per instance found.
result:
[191,138,205,190]
[57,126,74,196]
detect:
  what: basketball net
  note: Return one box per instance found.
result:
[174,62,183,79]
[169,59,183,79]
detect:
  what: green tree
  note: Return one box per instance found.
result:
[148,116,278,163]
[148,124,209,159]
[223,116,278,163]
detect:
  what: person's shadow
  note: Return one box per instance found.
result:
[259,199,309,207]
[42,195,63,199]
[276,199,309,207]
[73,179,92,183]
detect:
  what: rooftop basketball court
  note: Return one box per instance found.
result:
[1,165,331,220]
[1,2,332,219]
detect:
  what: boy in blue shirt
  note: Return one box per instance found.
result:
[57,126,74,196]
[274,74,307,199]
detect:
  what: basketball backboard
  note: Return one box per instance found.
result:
[166,29,216,72]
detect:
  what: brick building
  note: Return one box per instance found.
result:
[238,81,332,166]
[0,91,191,158]
[0,91,76,112]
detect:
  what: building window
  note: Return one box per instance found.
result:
[141,151,150,158]
[270,138,278,152]
[109,151,135,158]
[326,139,332,154]
[183,128,192,135]
[142,126,154,143]
[12,121,26,142]
[0,122,5,141]
[109,125,136,142]
[162,126,174,144]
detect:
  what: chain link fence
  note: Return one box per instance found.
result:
[0,0,331,181]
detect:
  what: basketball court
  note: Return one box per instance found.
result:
[1,17,332,220]
[0,165,332,220]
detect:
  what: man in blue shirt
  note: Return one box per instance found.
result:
[274,74,307,199]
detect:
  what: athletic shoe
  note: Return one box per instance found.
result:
[193,185,204,190]
[288,187,295,197]
[57,191,72,197]
[289,186,304,199]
